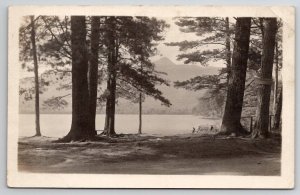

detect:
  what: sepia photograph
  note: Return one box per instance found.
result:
[7,6,295,188]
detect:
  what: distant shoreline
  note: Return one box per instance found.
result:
[19,112,222,119]
[19,112,196,115]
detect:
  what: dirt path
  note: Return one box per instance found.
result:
[18,134,281,175]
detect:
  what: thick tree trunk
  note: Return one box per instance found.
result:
[273,87,282,129]
[138,92,142,134]
[103,59,114,135]
[30,16,41,137]
[252,18,277,138]
[220,17,251,136]
[62,16,94,141]
[88,16,100,134]
[103,17,117,136]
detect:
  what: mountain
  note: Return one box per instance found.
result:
[154,57,219,81]
[19,57,221,114]
[112,57,221,114]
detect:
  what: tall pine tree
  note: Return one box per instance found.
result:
[88,16,101,134]
[62,16,95,141]
[220,17,251,135]
[252,18,277,138]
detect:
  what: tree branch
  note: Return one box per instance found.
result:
[41,16,72,58]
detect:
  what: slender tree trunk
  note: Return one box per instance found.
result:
[103,56,114,135]
[138,92,142,134]
[62,16,94,141]
[138,60,144,134]
[30,16,41,137]
[108,64,117,135]
[103,80,110,132]
[220,17,232,118]
[252,18,277,138]
[273,87,282,129]
[88,16,100,135]
[273,42,279,114]
[225,17,231,80]
[103,17,110,134]
[220,17,251,136]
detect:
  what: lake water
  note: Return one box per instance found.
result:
[19,114,221,138]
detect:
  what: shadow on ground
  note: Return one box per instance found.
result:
[18,133,281,175]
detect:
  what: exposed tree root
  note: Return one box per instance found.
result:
[100,130,117,138]
[218,123,250,137]
[28,134,42,138]
[251,130,269,139]
[53,131,122,143]
[53,134,107,143]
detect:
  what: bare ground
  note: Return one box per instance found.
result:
[18,133,281,175]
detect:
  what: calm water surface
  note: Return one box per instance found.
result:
[19,114,221,137]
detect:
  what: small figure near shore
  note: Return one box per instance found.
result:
[193,125,215,133]
[192,127,196,134]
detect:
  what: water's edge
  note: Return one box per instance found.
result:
[19,114,221,138]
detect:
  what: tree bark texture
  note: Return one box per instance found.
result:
[30,16,41,137]
[104,17,117,136]
[104,81,110,131]
[64,16,94,141]
[273,87,282,129]
[88,16,101,133]
[220,17,251,135]
[252,18,277,138]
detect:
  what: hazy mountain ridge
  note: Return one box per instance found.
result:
[19,57,220,114]
[154,57,219,81]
